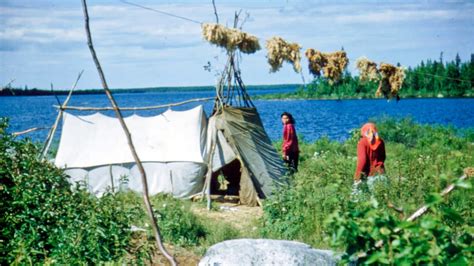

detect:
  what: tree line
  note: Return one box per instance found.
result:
[298,53,474,99]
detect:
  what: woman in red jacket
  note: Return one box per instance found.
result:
[354,122,386,189]
[281,112,299,173]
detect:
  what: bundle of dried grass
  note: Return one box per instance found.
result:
[376,63,406,99]
[202,23,260,54]
[356,57,379,82]
[325,51,349,84]
[265,36,302,73]
[305,49,326,76]
[305,49,349,84]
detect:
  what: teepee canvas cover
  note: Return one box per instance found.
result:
[55,105,208,197]
[208,106,286,206]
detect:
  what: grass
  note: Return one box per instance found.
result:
[2,117,473,264]
[261,117,473,252]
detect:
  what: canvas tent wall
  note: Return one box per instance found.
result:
[208,106,287,206]
[54,105,208,197]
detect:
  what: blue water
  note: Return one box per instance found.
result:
[1,89,473,143]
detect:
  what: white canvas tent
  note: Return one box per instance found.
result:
[55,105,208,197]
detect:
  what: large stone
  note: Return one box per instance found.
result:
[199,239,338,266]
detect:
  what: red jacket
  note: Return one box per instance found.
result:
[354,137,385,180]
[282,123,299,156]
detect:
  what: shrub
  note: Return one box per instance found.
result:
[326,194,473,265]
[261,117,474,257]
[151,194,207,247]
[0,118,142,264]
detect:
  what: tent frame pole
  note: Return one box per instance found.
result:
[41,70,83,159]
[54,96,213,111]
[202,122,218,210]
[81,1,176,265]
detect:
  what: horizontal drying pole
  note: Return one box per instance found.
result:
[54,97,214,111]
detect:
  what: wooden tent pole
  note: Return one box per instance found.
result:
[205,129,218,210]
[54,96,213,111]
[13,127,50,137]
[80,1,176,265]
[41,70,83,159]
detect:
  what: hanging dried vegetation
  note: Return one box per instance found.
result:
[305,49,349,84]
[376,63,406,99]
[265,36,302,73]
[356,57,379,82]
[201,23,260,54]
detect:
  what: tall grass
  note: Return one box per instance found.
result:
[261,117,473,263]
[2,117,472,264]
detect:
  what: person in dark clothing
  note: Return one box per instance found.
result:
[281,112,299,173]
[353,122,386,196]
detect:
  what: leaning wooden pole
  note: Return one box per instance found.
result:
[80,1,176,265]
[406,173,469,222]
[13,127,50,137]
[41,70,83,159]
[204,129,218,210]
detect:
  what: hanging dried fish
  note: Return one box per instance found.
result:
[356,57,379,82]
[305,49,348,84]
[266,36,302,73]
[202,23,260,54]
[376,63,405,99]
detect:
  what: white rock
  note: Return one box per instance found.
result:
[199,239,338,266]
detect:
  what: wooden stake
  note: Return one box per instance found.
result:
[81,1,176,264]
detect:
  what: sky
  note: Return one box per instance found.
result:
[1,0,473,90]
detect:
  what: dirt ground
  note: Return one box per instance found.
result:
[145,200,264,265]
[190,200,263,232]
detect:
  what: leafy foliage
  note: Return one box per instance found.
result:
[151,194,207,246]
[0,118,142,264]
[262,118,474,262]
[326,198,473,265]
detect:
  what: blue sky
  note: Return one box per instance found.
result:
[1,0,473,90]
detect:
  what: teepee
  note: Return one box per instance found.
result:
[203,15,286,207]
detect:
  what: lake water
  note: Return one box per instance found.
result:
[1,89,473,143]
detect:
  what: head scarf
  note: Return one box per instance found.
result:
[361,122,381,150]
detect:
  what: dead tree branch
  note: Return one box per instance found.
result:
[81,1,176,265]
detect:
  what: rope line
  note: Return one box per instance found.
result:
[119,0,471,84]
[119,0,202,25]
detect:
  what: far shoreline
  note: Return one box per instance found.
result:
[0,84,300,97]
[1,84,473,100]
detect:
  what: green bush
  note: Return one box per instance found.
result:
[261,118,474,259]
[0,118,142,264]
[151,194,207,247]
[326,195,473,265]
